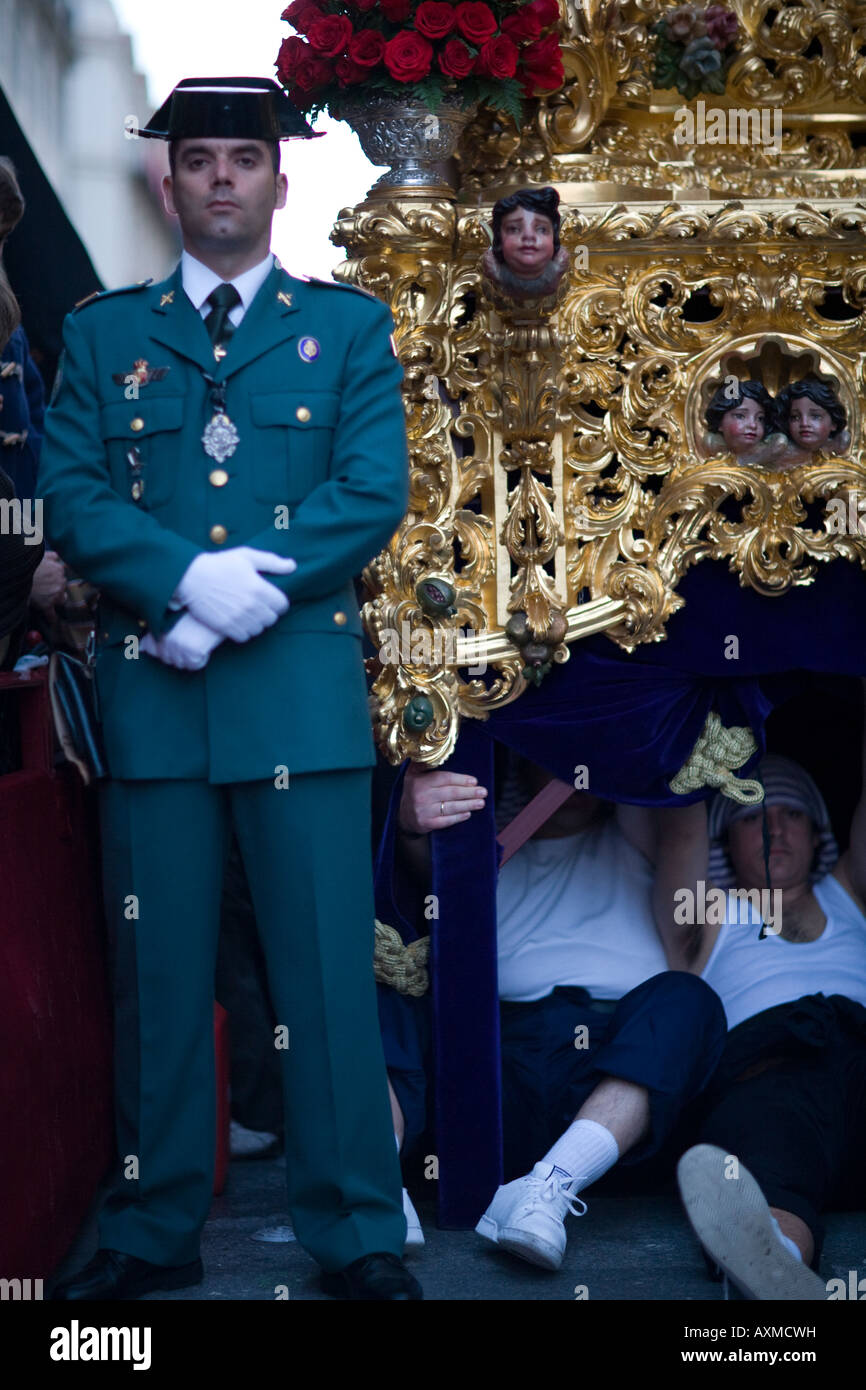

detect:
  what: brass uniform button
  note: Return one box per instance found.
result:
[333,611,347,626]
[295,406,311,422]
[210,524,228,544]
[130,417,144,432]
[209,468,229,487]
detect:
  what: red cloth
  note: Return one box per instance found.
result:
[0,759,112,1277]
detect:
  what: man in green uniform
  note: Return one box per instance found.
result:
[42,77,419,1301]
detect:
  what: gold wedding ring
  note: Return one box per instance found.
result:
[440,801,445,817]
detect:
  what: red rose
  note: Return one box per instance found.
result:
[348,29,386,66]
[527,0,560,27]
[438,37,475,78]
[476,34,519,78]
[501,6,542,43]
[415,1,457,39]
[454,2,498,44]
[336,55,368,85]
[293,53,334,91]
[281,1,324,36]
[383,30,433,82]
[520,32,564,90]
[276,35,308,83]
[381,0,411,19]
[307,15,353,56]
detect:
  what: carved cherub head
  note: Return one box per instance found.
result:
[492,187,561,277]
[704,380,775,455]
[776,378,848,453]
[484,186,569,302]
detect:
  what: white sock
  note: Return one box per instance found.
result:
[540,1117,619,1194]
[770,1215,802,1262]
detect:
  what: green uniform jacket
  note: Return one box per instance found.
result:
[39,262,408,781]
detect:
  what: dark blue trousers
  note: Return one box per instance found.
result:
[382,971,726,1183]
[500,972,726,1179]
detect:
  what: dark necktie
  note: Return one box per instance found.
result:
[204,283,241,348]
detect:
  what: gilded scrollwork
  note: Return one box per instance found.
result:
[330,3,866,764]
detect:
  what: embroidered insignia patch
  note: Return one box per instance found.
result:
[112,359,170,388]
[298,336,320,362]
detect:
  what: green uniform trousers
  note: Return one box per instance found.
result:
[96,769,405,1272]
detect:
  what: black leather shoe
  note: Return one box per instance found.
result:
[320,1252,423,1301]
[52,1249,203,1301]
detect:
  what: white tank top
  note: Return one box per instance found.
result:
[496,816,667,1002]
[700,873,866,1030]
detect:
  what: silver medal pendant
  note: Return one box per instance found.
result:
[202,412,239,464]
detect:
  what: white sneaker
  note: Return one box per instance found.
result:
[475,1162,587,1271]
[403,1188,425,1249]
[677,1144,827,1301]
[229,1120,279,1159]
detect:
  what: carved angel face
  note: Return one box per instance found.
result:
[786,396,836,450]
[718,396,767,453]
[499,206,555,278]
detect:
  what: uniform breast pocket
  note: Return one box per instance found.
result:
[99,396,185,509]
[249,390,340,504]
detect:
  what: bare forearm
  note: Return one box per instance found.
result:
[649,801,709,971]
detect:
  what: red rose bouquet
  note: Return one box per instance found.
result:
[275,0,565,121]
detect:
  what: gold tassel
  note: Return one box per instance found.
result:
[669,711,764,804]
[373,920,431,997]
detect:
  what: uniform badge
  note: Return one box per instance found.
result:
[202,412,240,463]
[277,290,293,308]
[112,359,170,388]
[126,446,144,501]
[298,336,320,363]
[160,291,175,307]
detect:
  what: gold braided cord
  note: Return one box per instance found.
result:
[669,712,764,805]
[374,919,430,997]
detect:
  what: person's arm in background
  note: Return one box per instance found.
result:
[396,761,488,881]
[832,678,866,912]
[647,800,715,972]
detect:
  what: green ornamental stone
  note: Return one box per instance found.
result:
[403,695,434,731]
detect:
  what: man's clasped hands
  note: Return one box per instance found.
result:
[140,546,296,671]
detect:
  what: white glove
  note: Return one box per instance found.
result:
[174,547,297,642]
[140,612,224,671]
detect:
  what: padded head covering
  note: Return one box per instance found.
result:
[708,752,839,888]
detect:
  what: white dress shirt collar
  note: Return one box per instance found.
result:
[181,250,275,321]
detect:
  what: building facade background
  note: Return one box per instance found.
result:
[0,0,177,288]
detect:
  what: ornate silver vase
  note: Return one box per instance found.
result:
[335,92,477,196]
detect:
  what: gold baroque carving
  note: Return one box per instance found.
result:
[331,2,866,764]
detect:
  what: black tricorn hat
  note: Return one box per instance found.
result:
[140,76,319,141]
